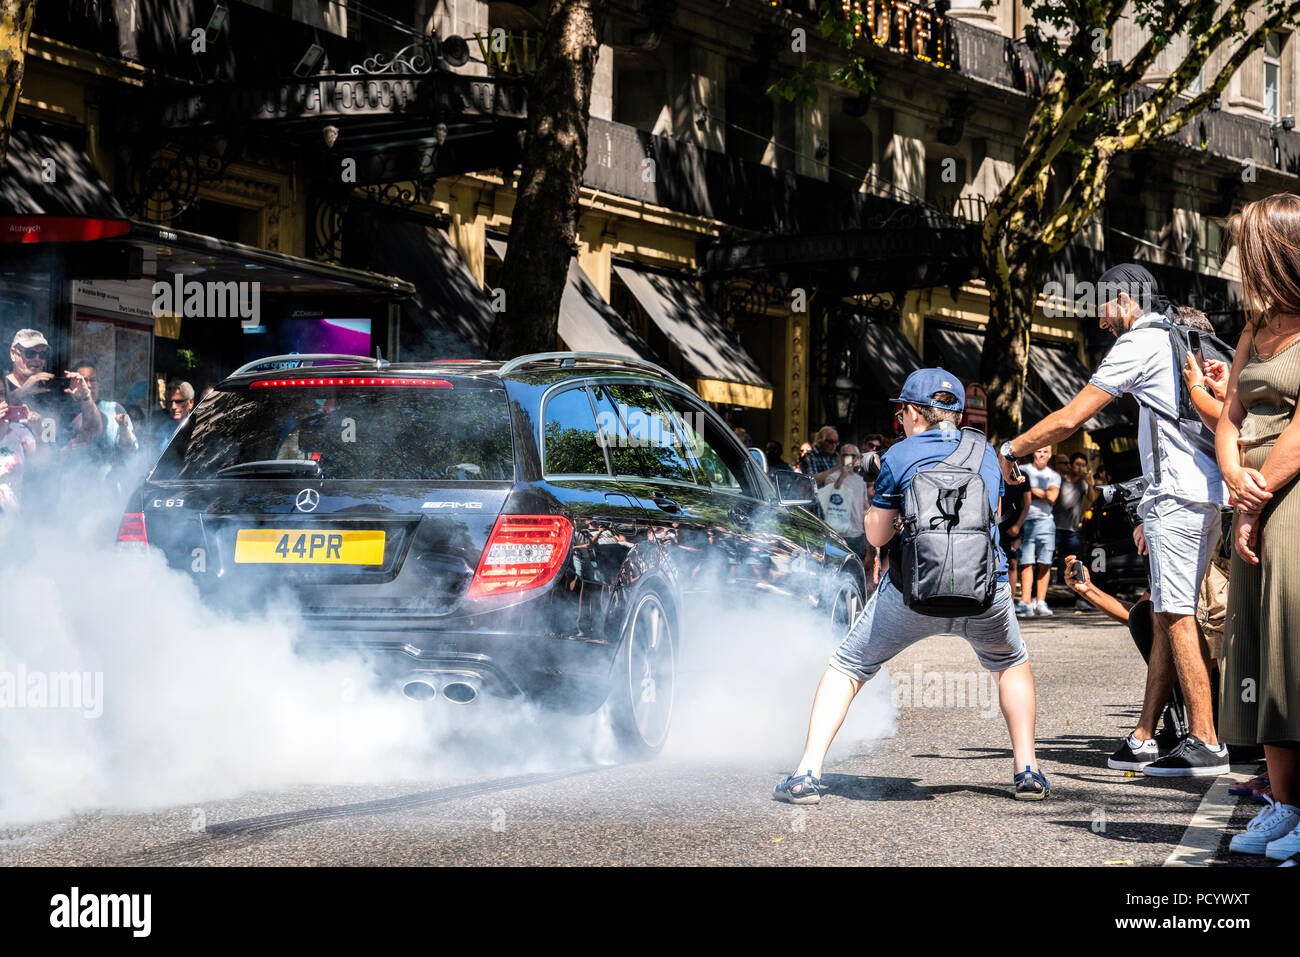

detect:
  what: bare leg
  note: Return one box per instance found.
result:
[997,661,1039,772]
[793,666,865,778]
[1034,563,1051,604]
[1134,615,1176,741]
[1264,743,1300,806]
[1008,559,1020,598]
[1160,612,1217,745]
[1019,564,1033,604]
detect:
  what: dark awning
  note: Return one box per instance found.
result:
[128,221,415,296]
[612,263,772,408]
[1028,342,1130,430]
[344,212,493,354]
[926,324,1051,424]
[0,119,126,218]
[858,321,923,399]
[486,237,650,359]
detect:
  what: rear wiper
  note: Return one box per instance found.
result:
[216,459,323,479]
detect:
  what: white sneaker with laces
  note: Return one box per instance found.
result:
[1015,601,1033,617]
[1229,799,1300,855]
[1265,820,1300,861]
[1034,600,1053,617]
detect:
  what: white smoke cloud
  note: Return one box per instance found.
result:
[0,479,895,828]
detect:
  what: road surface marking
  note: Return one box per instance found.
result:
[1164,767,1256,867]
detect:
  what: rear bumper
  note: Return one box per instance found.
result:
[293,626,619,713]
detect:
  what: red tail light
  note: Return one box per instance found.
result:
[467,515,572,598]
[249,377,452,388]
[116,512,148,551]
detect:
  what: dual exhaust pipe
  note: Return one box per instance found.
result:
[401,674,482,704]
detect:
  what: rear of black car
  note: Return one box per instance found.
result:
[118,368,613,710]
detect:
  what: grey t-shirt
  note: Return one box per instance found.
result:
[1022,463,1061,520]
[1054,477,1088,530]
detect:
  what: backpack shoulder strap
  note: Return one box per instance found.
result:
[940,428,987,472]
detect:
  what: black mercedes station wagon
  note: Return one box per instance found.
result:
[119,352,866,756]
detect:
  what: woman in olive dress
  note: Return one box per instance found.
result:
[1217,193,1300,860]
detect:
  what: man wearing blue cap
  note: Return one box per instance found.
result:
[995,263,1228,778]
[774,368,1048,803]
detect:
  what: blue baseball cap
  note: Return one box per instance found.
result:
[891,367,965,412]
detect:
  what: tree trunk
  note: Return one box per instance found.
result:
[0,0,37,167]
[978,247,1038,442]
[487,0,611,360]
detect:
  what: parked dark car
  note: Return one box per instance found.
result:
[118,352,866,756]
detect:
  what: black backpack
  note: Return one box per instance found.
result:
[888,428,999,618]
[1135,316,1235,468]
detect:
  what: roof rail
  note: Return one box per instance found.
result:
[229,353,390,377]
[496,352,687,387]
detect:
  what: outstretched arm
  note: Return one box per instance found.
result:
[1005,385,1115,460]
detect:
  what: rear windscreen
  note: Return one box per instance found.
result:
[152,385,515,481]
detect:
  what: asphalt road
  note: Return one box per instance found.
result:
[0,608,1267,866]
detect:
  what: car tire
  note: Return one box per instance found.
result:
[603,590,677,760]
[828,573,865,642]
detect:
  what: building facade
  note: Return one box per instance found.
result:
[3,0,1299,470]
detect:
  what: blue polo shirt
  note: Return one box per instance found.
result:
[873,424,1008,582]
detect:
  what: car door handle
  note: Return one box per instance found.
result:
[652,492,678,512]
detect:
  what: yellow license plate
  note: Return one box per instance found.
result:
[234,529,386,565]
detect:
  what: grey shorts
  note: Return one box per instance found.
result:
[830,576,1028,682]
[1139,495,1222,616]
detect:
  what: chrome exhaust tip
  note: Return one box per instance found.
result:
[401,678,439,701]
[441,678,480,704]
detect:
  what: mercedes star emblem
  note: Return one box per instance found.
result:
[295,488,320,513]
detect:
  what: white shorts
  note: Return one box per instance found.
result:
[1139,496,1221,616]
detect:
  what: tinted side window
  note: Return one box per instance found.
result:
[543,386,609,475]
[589,383,694,483]
[658,390,753,496]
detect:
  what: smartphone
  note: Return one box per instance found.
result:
[1,403,29,422]
[1069,559,1086,580]
[1188,330,1204,366]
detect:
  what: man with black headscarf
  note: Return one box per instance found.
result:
[993,263,1229,778]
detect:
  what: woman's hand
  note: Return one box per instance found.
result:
[1235,510,1261,565]
[1063,554,1090,592]
[1224,464,1273,512]
[1182,352,1206,390]
[1203,359,1229,399]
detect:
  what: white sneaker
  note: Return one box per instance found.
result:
[1266,820,1300,861]
[1015,601,1033,617]
[1229,799,1300,855]
[1034,601,1053,617]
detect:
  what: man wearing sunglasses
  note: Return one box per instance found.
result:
[4,329,102,449]
[774,368,1046,804]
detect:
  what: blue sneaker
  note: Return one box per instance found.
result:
[773,771,824,805]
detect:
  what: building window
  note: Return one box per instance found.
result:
[1264,32,1284,120]
[613,48,669,135]
[725,60,776,166]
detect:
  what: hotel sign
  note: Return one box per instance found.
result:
[772,0,951,69]
[839,0,951,68]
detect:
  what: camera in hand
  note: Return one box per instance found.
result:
[1097,475,1149,526]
